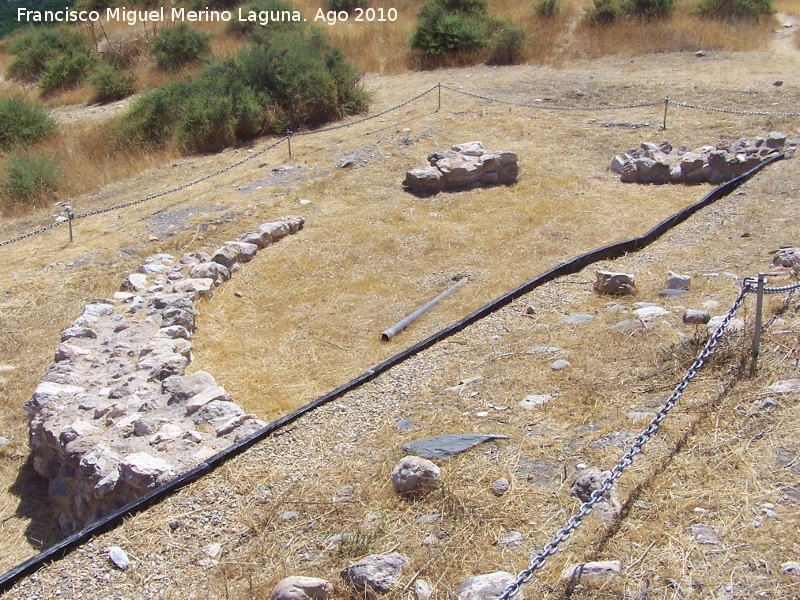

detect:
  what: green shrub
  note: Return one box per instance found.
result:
[1,153,62,204]
[535,0,560,17]
[39,51,97,93]
[7,27,86,81]
[326,0,369,12]
[239,28,367,126]
[485,23,526,65]
[90,66,137,103]
[0,96,56,150]
[693,0,773,18]
[588,0,620,24]
[621,0,675,17]
[151,23,210,71]
[410,0,495,63]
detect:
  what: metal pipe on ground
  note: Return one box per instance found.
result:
[381,277,468,342]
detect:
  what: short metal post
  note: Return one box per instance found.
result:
[64,205,74,243]
[437,82,441,112]
[286,129,292,158]
[662,96,669,130]
[749,272,766,375]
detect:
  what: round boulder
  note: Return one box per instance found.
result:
[391,456,441,495]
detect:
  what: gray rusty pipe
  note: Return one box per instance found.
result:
[382,277,468,342]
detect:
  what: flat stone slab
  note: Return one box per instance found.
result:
[402,434,509,460]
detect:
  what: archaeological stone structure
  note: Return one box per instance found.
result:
[25,215,304,534]
[611,132,796,185]
[402,141,519,193]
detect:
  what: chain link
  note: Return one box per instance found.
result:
[0,85,439,249]
[440,83,662,111]
[498,282,752,600]
[667,99,800,118]
[742,276,800,295]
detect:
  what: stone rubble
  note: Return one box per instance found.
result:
[612,133,796,185]
[340,552,408,594]
[24,216,305,535]
[456,571,522,600]
[403,141,520,193]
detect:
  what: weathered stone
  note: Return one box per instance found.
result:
[340,553,408,595]
[456,572,521,600]
[414,579,433,600]
[193,400,245,435]
[666,271,691,290]
[497,530,524,548]
[108,546,130,571]
[767,131,787,149]
[767,379,800,394]
[452,141,486,156]
[437,155,483,185]
[683,309,711,325]
[121,273,148,292]
[271,576,334,600]
[571,467,621,518]
[562,561,621,582]
[61,326,97,342]
[594,271,636,295]
[172,278,215,300]
[781,562,800,576]
[550,359,571,371]
[633,305,669,319]
[519,394,550,410]
[691,523,720,545]
[772,247,800,269]
[185,385,229,414]
[258,221,291,244]
[491,478,510,496]
[479,153,502,171]
[402,434,509,460]
[403,166,442,192]
[610,154,630,173]
[120,452,174,489]
[189,262,230,284]
[278,215,305,234]
[680,152,705,174]
[391,456,441,494]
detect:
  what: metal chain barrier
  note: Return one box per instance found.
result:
[439,83,662,111]
[667,99,800,118]
[2,81,799,250]
[0,85,440,249]
[498,281,753,600]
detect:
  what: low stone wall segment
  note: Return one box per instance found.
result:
[25,216,305,535]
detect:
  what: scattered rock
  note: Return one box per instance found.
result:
[395,418,416,430]
[683,309,711,325]
[633,305,669,319]
[497,530,524,548]
[340,553,408,594]
[391,456,441,494]
[456,571,521,600]
[108,546,129,571]
[781,562,800,576]
[550,359,570,371]
[271,576,334,600]
[562,560,621,582]
[562,313,594,324]
[519,394,551,410]
[594,271,636,296]
[772,247,800,269]
[766,379,800,394]
[571,467,621,518]
[666,271,691,290]
[491,478,510,496]
[610,319,645,333]
[691,523,720,545]
[402,434,509,459]
[414,579,433,600]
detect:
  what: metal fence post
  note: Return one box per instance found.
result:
[64,205,74,244]
[749,272,766,375]
[286,129,292,158]
[662,96,670,130]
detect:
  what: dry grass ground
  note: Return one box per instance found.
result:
[0,21,799,600]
